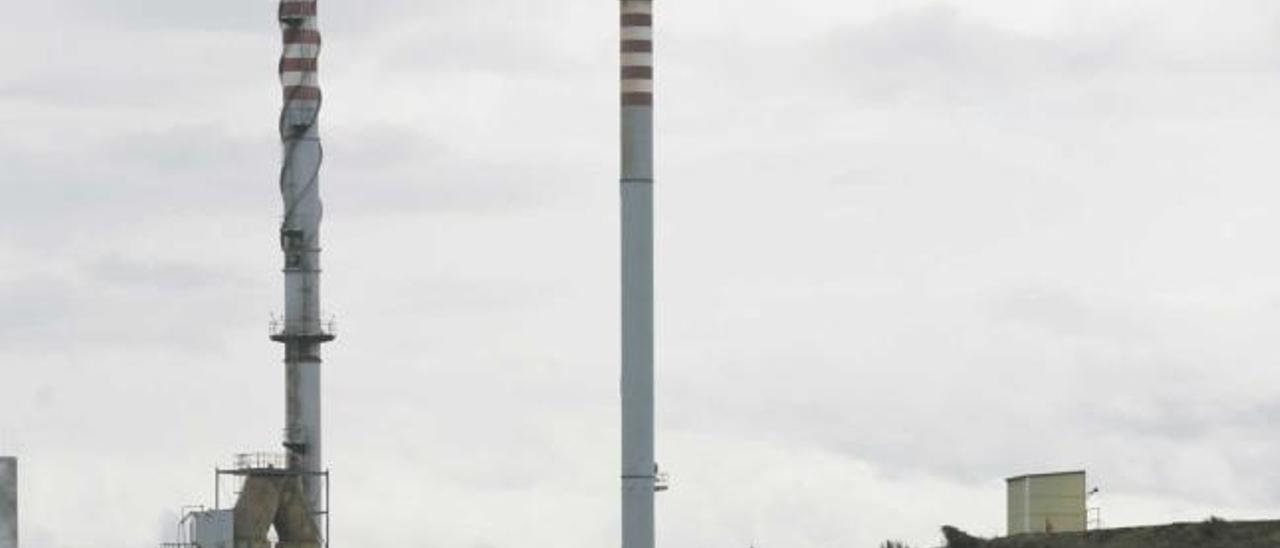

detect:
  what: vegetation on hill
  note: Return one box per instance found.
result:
[884,518,1280,548]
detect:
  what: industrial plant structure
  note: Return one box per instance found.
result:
[0,457,14,548]
[165,1,670,546]
[619,2,661,548]
[1006,471,1087,535]
[167,0,332,545]
[269,0,333,522]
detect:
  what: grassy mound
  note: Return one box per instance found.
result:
[932,519,1280,548]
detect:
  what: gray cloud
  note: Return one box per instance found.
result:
[5,2,1280,548]
[825,6,1135,85]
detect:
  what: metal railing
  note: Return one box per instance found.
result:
[158,505,207,548]
[233,452,288,471]
[268,316,337,338]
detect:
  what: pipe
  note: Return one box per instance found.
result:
[619,2,656,548]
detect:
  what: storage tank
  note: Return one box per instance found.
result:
[1006,470,1086,535]
[190,510,233,548]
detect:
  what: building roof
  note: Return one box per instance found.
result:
[1006,470,1086,482]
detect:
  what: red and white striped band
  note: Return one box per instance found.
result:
[621,0,653,107]
[279,0,321,103]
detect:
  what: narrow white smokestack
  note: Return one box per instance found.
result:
[619,1,656,548]
[0,457,16,548]
[270,0,332,523]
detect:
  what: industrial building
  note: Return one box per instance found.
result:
[0,457,14,548]
[166,0,332,545]
[1006,470,1087,535]
[164,454,330,547]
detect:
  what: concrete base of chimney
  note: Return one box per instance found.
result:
[233,473,322,548]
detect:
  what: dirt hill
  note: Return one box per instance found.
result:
[937,519,1280,548]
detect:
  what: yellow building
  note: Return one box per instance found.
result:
[1006,471,1086,535]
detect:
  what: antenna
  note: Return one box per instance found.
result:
[1087,486,1102,530]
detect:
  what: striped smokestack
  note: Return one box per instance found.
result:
[619,1,656,548]
[620,2,654,107]
[280,0,321,105]
[272,0,332,527]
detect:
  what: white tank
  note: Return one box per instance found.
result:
[190,510,234,548]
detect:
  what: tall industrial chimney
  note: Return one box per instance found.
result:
[0,457,15,548]
[271,0,332,519]
[619,1,656,548]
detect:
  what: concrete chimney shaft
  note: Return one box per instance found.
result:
[271,0,333,522]
[620,2,656,548]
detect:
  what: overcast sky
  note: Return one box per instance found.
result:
[4,1,1280,547]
